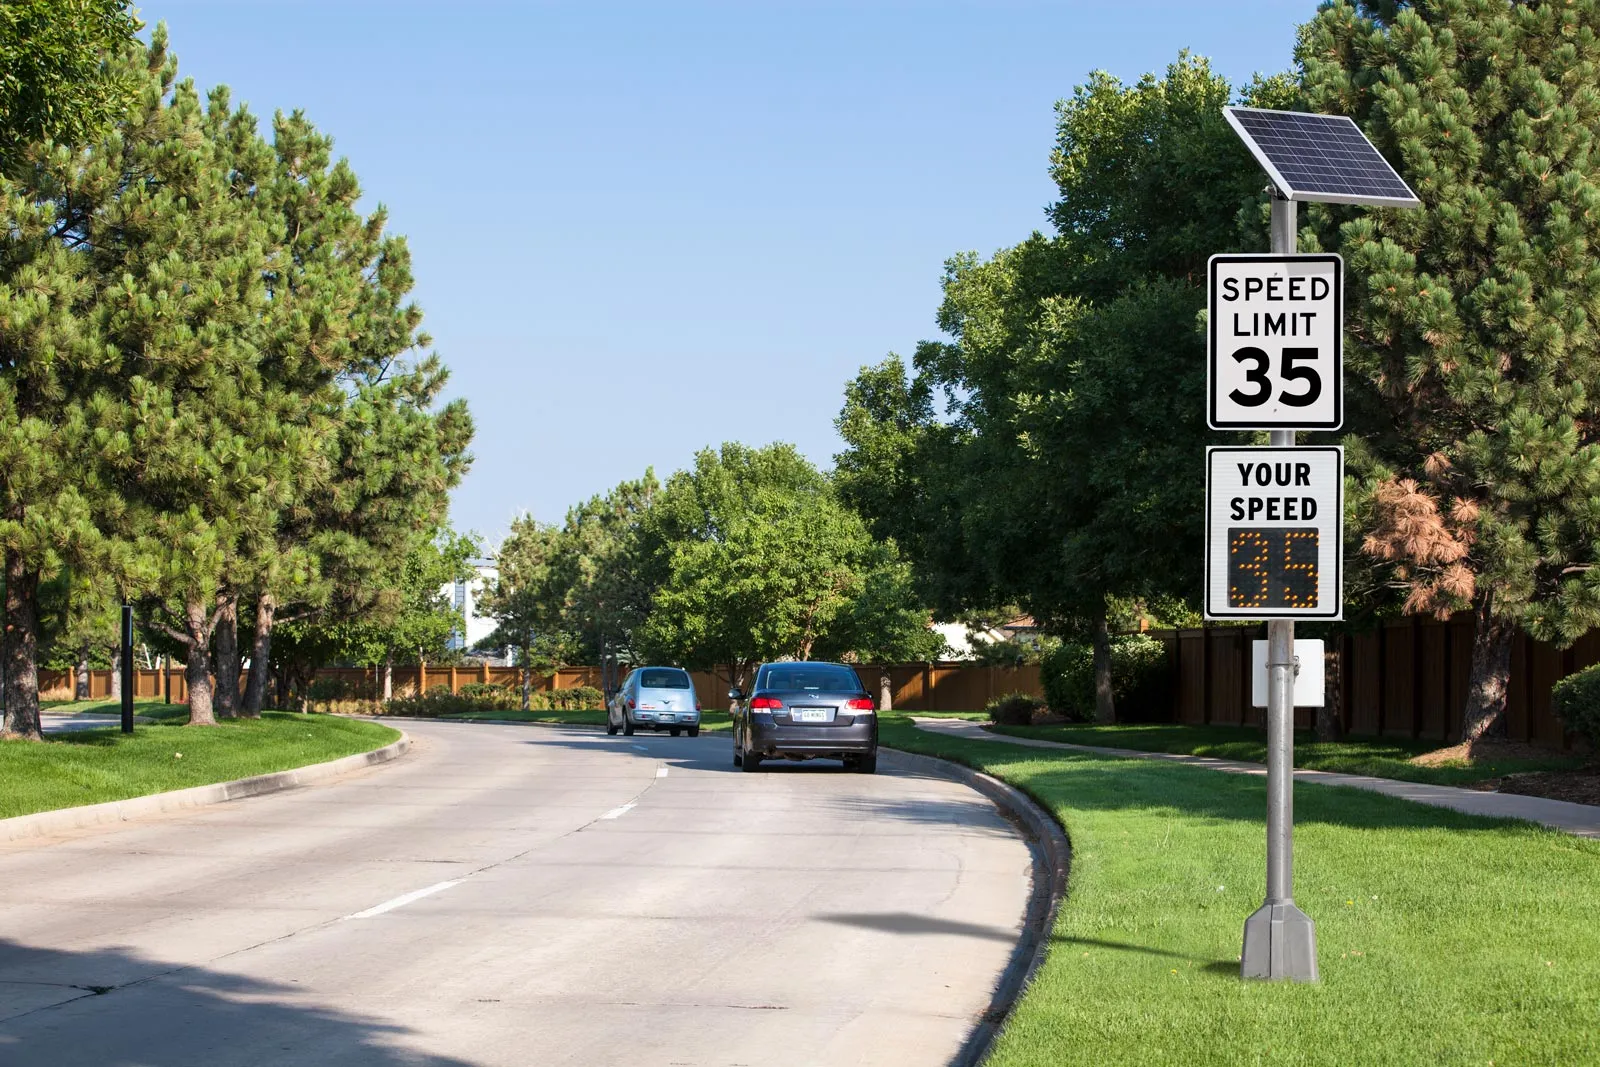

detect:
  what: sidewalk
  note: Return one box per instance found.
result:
[910,717,1600,839]
[40,713,156,734]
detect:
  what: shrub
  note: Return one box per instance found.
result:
[1551,664,1600,750]
[382,683,605,716]
[987,691,1044,726]
[543,685,604,711]
[1041,634,1170,721]
[384,686,510,717]
[457,682,520,709]
[308,676,358,702]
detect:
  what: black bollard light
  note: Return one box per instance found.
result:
[120,604,134,734]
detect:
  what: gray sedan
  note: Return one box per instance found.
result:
[731,661,877,773]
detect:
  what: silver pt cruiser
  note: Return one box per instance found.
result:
[607,666,702,737]
[731,661,877,773]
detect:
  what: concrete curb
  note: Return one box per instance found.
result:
[0,731,411,845]
[880,746,1070,1067]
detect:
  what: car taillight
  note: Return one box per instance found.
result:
[846,697,875,711]
[626,698,635,709]
[695,702,702,711]
[750,696,783,710]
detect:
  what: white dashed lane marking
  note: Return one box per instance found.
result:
[343,880,462,920]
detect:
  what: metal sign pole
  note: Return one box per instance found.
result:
[1241,194,1318,981]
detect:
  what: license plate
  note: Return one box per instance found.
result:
[793,708,830,723]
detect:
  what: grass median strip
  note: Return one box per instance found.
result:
[879,715,1600,1067]
[989,721,1587,787]
[1,708,400,820]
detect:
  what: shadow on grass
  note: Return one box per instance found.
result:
[0,939,474,1066]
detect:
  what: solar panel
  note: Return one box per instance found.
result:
[1224,106,1421,208]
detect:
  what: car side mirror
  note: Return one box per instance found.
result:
[727,688,744,702]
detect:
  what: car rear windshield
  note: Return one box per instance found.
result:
[762,664,864,693]
[640,668,692,689]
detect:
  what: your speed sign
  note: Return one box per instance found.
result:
[1208,254,1342,430]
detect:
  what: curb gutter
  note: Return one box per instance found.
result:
[879,746,1070,1067]
[0,732,411,845]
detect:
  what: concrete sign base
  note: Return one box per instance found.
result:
[1241,900,1319,981]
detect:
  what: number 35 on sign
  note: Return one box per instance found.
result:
[1206,446,1343,620]
[1208,254,1342,431]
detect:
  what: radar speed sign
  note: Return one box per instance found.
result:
[1205,446,1343,620]
[1208,254,1342,430]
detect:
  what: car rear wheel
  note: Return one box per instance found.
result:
[622,714,635,737]
[688,726,700,738]
[670,727,681,737]
[852,753,877,774]
[741,747,762,772]
[606,718,618,736]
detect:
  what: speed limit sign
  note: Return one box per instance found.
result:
[1208,254,1342,430]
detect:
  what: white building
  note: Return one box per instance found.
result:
[443,562,499,655]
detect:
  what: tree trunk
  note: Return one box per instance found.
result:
[381,657,393,702]
[184,598,217,726]
[292,662,314,714]
[241,592,274,717]
[521,655,531,711]
[1315,643,1343,741]
[1460,594,1514,745]
[1092,611,1116,724]
[110,644,122,700]
[879,671,893,712]
[213,593,240,718]
[74,644,90,701]
[1,550,43,740]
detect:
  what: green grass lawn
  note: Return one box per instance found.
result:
[878,715,1600,1067]
[0,710,399,820]
[987,721,1589,787]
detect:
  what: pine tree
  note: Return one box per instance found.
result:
[0,160,110,737]
[76,32,304,725]
[1302,0,1600,742]
[229,112,472,716]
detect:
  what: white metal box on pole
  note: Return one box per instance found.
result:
[1250,639,1325,707]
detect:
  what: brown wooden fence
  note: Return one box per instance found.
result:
[42,662,1045,713]
[1148,616,1597,749]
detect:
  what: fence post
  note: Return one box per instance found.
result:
[450,665,459,694]
[1376,626,1387,736]
[419,662,428,694]
[480,661,490,685]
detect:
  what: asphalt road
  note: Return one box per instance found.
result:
[0,719,1034,1067]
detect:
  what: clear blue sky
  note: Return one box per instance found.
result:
[147,1,1310,549]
